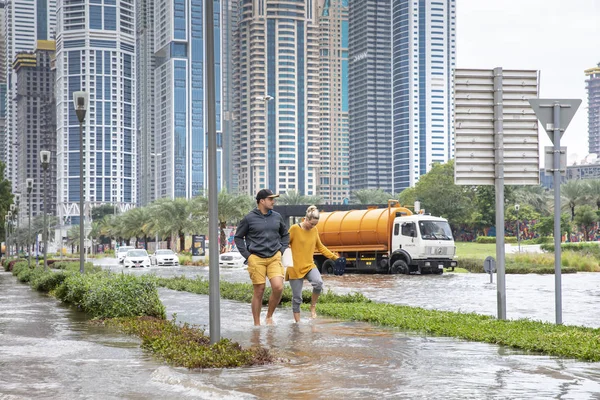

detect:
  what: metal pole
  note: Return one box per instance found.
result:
[155,154,159,250]
[517,217,520,253]
[28,190,32,267]
[43,168,48,269]
[493,67,506,320]
[553,102,562,325]
[79,120,85,274]
[205,0,220,344]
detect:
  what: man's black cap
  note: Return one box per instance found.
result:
[256,189,279,201]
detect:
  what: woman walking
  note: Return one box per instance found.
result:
[287,205,338,322]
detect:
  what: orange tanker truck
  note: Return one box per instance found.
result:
[314,200,457,275]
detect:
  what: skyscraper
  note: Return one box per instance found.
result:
[0,3,6,165]
[3,0,57,191]
[348,0,393,194]
[138,0,224,202]
[586,63,600,156]
[392,0,456,192]
[55,0,136,230]
[13,41,57,220]
[318,0,349,204]
[234,0,320,196]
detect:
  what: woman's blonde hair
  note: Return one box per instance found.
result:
[305,205,320,221]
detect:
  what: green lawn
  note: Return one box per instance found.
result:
[456,242,496,260]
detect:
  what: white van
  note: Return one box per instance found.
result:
[117,246,135,263]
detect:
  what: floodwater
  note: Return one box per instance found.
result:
[2,260,600,399]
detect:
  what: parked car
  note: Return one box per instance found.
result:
[219,249,245,268]
[117,246,135,263]
[151,249,179,266]
[123,249,151,268]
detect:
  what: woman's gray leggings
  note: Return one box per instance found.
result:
[289,268,324,313]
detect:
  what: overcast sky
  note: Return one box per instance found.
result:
[456,0,600,165]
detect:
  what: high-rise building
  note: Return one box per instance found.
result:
[348,0,393,194]
[3,0,56,191]
[222,0,238,192]
[586,63,600,156]
[234,0,320,196]
[318,0,349,204]
[55,0,136,232]
[392,0,456,192]
[137,0,224,202]
[13,41,57,221]
[0,3,6,165]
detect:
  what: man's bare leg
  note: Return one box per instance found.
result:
[265,276,284,325]
[252,283,266,326]
[293,312,301,323]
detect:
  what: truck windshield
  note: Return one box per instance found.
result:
[418,221,453,240]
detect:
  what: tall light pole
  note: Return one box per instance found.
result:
[150,152,162,250]
[9,204,15,257]
[254,95,273,193]
[73,91,88,274]
[14,194,21,255]
[40,150,51,269]
[27,179,33,267]
[5,213,10,258]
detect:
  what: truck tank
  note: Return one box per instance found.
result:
[316,205,413,251]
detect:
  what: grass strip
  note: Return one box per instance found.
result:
[7,262,273,368]
[156,275,600,362]
[98,316,273,369]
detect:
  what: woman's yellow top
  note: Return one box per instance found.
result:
[287,223,338,280]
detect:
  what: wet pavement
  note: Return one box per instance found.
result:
[2,260,600,399]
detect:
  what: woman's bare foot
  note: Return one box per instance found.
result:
[310,305,317,319]
[265,317,274,325]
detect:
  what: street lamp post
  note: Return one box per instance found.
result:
[9,204,15,257]
[73,91,88,274]
[14,194,20,254]
[40,150,51,269]
[515,204,521,253]
[254,95,273,193]
[151,152,162,251]
[27,179,33,267]
[5,213,10,258]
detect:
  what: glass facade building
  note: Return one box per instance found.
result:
[318,0,349,204]
[392,0,456,192]
[348,0,393,194]
[234,0,320,196]
[585,64,600,156]
[139,0,223,202]
[55,0,136,231]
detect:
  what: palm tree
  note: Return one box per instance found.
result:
[560,180,588,221]
[150,198,202,251]
[353,189,393,205]
[586,179,600,210]
[513,185,551,216]
[277,190,322,206]
[120,207,154,249]
[66,225,80,254]
[195,189,254,253]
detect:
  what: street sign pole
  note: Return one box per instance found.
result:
[552,102,562,325]
[493,67,506,320]
[529,98,581,325]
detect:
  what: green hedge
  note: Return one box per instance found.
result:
[476,236,517,244]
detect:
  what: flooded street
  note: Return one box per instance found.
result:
[2,260,600,398]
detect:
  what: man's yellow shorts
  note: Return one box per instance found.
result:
[247,253,284,285]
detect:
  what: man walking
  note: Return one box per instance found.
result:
[235,189,289,325]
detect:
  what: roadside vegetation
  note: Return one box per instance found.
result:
[4,259,272,369]
[154,275,600,362]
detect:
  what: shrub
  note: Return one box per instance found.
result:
[475,236,517,244]
[457,258,484,273]
[30,270,68,292]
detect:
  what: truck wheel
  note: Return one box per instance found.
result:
[322,259,335,275]
[390,260,409,274]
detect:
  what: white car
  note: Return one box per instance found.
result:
[117,246,135,263]
[219,249,246,268]
[123,249,151,268]
[152,249,179,266]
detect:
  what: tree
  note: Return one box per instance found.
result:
[120,207,155,249]
[410,160,473,229]
[534,214,572,239]
[513,185,551,216]
[0,161,14,244]
[352,189,393,205]
[66,225,80,253]
[277,190,322,206]
[150,198,202,251]
[91,204,118,221]
[586,179,600,210]
[195,189,254,253]
[561,180,587,220]
[397,187,416,208]
[574,205,598,241]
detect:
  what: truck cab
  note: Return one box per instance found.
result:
[390,215,457,274]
